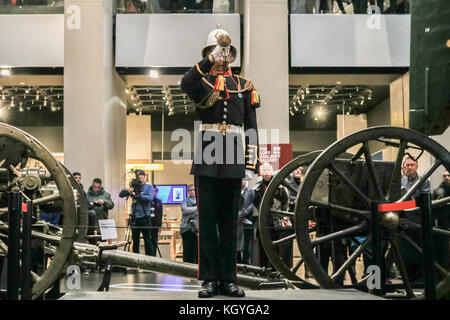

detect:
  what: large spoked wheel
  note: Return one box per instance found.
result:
[0,123,77,299]
[295,126,450,299]
[259,151,322,284]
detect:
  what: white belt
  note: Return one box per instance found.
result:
[200,123,243,135]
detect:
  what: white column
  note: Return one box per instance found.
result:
[64,0,127,237]
[242,0,290,145]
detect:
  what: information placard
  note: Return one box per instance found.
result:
[98,219,118,241]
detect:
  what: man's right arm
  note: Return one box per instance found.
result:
[180,56,214,103]
[181,199,197,215]
[119,189,130,198]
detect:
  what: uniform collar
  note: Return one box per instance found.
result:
[209,67,233,77]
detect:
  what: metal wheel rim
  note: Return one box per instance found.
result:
[0,123,77,299]
[259,151,321,284]
[295,126,450,295]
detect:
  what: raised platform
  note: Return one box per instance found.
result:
[60,288,384,300]
[58,270,384,300]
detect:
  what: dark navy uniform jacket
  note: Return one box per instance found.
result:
[180,56,260,179]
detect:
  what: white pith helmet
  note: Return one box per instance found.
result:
[201,24,237,63]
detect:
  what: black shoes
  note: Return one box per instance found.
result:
[198,280,219,298]
[198,280,246,298]
[218,281,245,297]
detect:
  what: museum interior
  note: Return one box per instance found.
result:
[0,0,448,302]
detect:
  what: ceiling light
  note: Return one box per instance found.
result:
[0,67,11,77]
[149,69,159,79]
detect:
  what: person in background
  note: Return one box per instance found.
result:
[401,157,431,199]
[73,172,94,235]
[433,171,450,200]
[433,171,450,270]
[237,180,255,265]
[253,163,289,268]
[180,184,198,263]
[400,157,431,282]
[119,170,155,256]
[124,0,146,13]
[150,187,163,257]
[86,178,115,234]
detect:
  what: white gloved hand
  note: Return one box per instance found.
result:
[210,45,231,63]
[245,169,256,181]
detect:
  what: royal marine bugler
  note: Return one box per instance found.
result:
[180,25,260,298]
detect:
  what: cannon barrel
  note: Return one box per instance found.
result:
[0,224,270,289]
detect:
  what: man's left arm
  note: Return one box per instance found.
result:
[423,179,431,193]
[139,184,155,203]
[244,84,261,174]
[103,192,115,210]
[243,190,255,215]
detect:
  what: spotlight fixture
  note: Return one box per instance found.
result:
[149,69,159,79]
[0,66,11,77]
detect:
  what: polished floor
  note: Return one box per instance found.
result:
[59,269,384,300]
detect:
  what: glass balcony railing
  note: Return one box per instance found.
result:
[115,0,241,14]
[0,0,64,14]
[289,0,410,14]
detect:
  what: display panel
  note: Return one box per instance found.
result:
[155,185,187,204]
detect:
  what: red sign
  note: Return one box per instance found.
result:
[259,143,293,172]
[378,200,417,212]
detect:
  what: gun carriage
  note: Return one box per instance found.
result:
[0,124,448,300]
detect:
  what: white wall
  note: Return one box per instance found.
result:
[116,14,241,67]
[291,14,410,67]
[0,15,64,67]
[18,126,64,153]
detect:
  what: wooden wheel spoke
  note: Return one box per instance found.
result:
[350,237,374,260]
[405,220,450,238]
[432,196,450,208]
[390,234,415,298]
[33,193,62,206]
[399,232,449,278]
[311,223,367,247]
[331,235,371,281]
[291,258,303,274]
[272,233,296,247]
[387,139,407,201]
[328,162,371,208]
[270,208,295,218]
[362,142,384,201]
[281,178,299,196]
[399,160,441,202]
[309,199,370,219]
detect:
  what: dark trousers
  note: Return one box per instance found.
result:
[237,227,253,265]
[181,229,198,263]
[131,217,155,256]
[150,228,159,257]
[195,175,241,282]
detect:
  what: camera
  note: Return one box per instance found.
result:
[130,178,143,198]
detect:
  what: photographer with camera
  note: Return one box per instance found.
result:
[86,178,115,234]
[119,170,155,256]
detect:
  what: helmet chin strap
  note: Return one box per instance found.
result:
[213,60,229,71]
